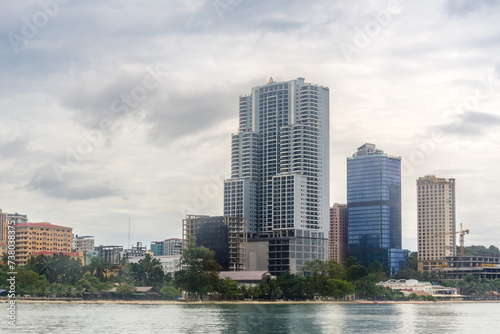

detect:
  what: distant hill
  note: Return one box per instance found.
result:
[460,245,500,257]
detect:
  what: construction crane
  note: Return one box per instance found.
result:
[434,223,470,256]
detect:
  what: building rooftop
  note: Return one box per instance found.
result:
[32,251,80,257]
[16,222,72,229]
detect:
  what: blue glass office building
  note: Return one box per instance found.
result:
[347,143,407,275]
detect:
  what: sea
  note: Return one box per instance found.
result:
[3,302,500,333]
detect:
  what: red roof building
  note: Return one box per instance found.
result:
[13,222,73,265]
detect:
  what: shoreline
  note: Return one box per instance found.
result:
[3,299,500,305]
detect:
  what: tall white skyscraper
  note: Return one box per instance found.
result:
[224,77,329,274]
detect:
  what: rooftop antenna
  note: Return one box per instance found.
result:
[128,218,131,249]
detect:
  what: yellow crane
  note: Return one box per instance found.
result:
[434,223,470,256]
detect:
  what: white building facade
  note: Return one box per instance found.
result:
[224,77,330,274]
[72,235,95,252]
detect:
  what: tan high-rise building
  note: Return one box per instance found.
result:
[14,222,73,265]
[0,209,7,255]
[0,209,7,244]
[329,203,348,263]
[417,175,456,272]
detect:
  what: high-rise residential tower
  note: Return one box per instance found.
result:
[0,209,6,245]
[329,203,348,263]
[347,143,407,275]
[224,77,330,274]
[417,175,456,272]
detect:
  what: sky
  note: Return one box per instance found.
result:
[1,0,500,251]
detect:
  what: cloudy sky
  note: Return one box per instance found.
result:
[2,0,500,251]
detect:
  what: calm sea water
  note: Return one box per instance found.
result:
[3,302,500,333]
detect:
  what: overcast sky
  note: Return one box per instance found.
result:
[2,0,500,251]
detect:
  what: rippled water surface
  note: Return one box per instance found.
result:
[3,302,500,333]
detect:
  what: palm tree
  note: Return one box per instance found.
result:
[88,257,108,281]
[1,252,9,266]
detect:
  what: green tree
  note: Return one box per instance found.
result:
[422,295,437,302]
[422,270,438,283]
[368,260,387,281]
[160,285,181,300]
[408,292,418,300]
[462,245,500,257]
[347,265,368,282]
[278,272,305,300]
[408,252,418,271]
[301,259,347,280]
[488,245,500,256]
[48,283,68,297]
[87,257,109,281]
[174,237,222,300]
[246,285,262,300]
[25,253,84,284]
[74,275,112,299]
[457,274,487,295]
[1,253,9,266]
[354,276,380,299]
[259,276,282,300]
[131,254,165,287]
[116,283,135,298]
[391,268,424,281]
[216,278,241,299]
[345,256,358,269]
[16,270,48,296]
[326,278,355,299]
[300,260,355,299]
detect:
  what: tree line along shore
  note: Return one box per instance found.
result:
[2,241,500,302]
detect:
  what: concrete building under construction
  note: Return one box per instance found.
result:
[434,255,500,280]
[182,215,248,271]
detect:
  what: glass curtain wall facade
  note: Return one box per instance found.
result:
[224,77,329,274]
[347,143,406,275]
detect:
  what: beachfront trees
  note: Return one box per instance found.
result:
[87,257,109,281]
[259,275,282,300]
[326,279,355,299]
[25,253,84,284]
[160,284,181,300]
[299,260,354,300]
[216,277,241,299]
[278,271,305,300]
[301,259,347,280]
[174,237,222,300]
[346,264,368,282]
[116,283,135,298]
[16,270,48,296]
[127,254,165,287]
